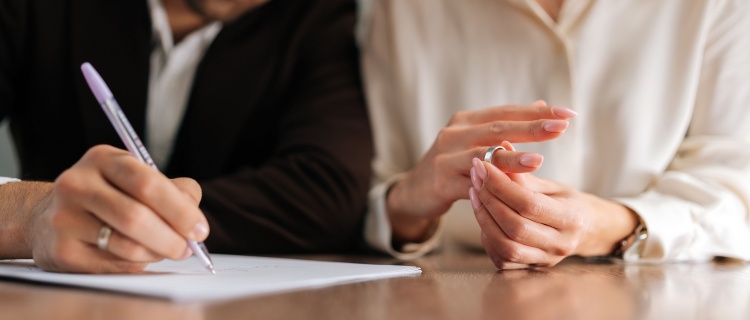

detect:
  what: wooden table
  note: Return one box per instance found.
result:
[1,249,749,320]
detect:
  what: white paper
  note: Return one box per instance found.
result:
[0,254,421,301]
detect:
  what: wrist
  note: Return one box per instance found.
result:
[576,195,640,257]
[612,217,648,259]
[386,180,438,245]
[0,181,53,259]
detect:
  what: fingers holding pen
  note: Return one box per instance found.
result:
[66,146,206,260]
[32,197,158,273]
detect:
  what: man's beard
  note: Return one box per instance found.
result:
[182,0,210,19]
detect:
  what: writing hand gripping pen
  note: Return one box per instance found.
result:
[81,62,216,274]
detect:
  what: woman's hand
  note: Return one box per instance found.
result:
[468,142,639,269]
[29,145,209,273]
[387,102,577,243]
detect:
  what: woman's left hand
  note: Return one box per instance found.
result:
[468,142,639,269]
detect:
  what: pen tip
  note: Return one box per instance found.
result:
[210,266,217,275]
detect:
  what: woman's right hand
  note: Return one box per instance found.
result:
[386,101,576,243]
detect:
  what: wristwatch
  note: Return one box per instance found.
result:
[613,218,648,261]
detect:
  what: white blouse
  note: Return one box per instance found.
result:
[359,0,750,262]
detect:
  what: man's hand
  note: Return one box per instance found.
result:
[16,145,209,273]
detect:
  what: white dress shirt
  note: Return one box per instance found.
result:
[146,0,222,168]
[360,0,750,262]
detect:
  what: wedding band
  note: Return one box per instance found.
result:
[484,146,506,163]
[97,225,112,251]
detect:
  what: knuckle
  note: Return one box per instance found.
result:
[499,244,525,264]
[54,170,85,198]
[435,127,457,147]
[481,194,504,216]
[174,178,202,203]
[488,252,504,269]
[531,121,542,139]
[517,199,539,218]
[117,206,149,235]
[130,173,160,200]
[448,111,466,125]
[571,213,588,230]
[83,145,111,162]
[488,121,505,134]
[505,222,531,243]
[432,153,448,169]
[554,240,577,256]
[475,213,494,230]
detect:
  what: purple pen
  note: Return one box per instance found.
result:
[81,62,216,275]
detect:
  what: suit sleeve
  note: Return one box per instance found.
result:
[615,0,750,262]
[200,1,374,253]
[0,0,25,121]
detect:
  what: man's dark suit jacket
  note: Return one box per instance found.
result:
[0,0,374,253]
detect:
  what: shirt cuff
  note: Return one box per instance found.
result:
[365,173,443,260]
[0,177,20,185]
[614,192,719,263]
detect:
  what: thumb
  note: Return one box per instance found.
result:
[171,178,203,206]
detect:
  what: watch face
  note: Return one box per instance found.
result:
[622,226,648,261]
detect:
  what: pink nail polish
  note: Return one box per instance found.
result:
[552,106,577,118]
[543,120,569,133]
[470,167,482,190]
[469,187,481,210]
[472,158,488,181]
[520,154,543,167]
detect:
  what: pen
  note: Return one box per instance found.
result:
[81,62,216,275]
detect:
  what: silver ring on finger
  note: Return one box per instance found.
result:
[97,225,113,251]
[484,146,506,163]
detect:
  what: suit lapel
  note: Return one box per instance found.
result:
[167,5,279,178]
[70,0,152,149]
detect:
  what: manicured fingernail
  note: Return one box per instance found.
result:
[520,154,543,167]
[543,119,569,133]
[180,246,194,260]
[469,187,481,210]
[470,167,482,190]
[472,158,488,181]
[531,100,548,106]
[191,222,209,240]
[552,106,577,118]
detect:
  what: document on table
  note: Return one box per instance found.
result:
[0,254,421,301]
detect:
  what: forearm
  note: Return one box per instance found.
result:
[0,181,53,259]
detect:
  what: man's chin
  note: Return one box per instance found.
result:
[183,0,267,22]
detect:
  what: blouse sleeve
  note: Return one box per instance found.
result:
[614,0,750,262]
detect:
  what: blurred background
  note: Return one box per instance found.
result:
[0,121,19,177]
